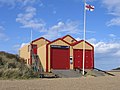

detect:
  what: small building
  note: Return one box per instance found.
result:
[19,35,94,72]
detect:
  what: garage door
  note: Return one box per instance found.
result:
[73,49,93,69]
[85,50,93,69]
[50,46,70,69]
[73,49,83,69]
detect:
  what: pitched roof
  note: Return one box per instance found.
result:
[47,38,71,46]
[61,35,77,42]
[32,37,50,43]
[72,40,94,48]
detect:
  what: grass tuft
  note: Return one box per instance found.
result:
[0,51,38,79]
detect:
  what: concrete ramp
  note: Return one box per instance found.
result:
[85,68,115,77]
[93,68,115,76]
[51,69,82,78]
[88,69,106,76]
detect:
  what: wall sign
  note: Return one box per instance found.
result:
[50,45,70,49]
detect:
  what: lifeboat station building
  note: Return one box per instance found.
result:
[19,35,94,72]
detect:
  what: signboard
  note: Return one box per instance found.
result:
[50,45,70,49]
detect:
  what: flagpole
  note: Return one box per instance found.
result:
[31,29,33,42]
[82,0,86,75]
[30,29,33,65]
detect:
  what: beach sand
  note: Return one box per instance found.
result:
[0,72,120,90]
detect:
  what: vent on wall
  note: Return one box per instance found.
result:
[71,40,75,42]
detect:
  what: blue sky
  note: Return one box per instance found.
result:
[0,0,120,70]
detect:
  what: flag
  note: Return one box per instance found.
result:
[85,3,94,11]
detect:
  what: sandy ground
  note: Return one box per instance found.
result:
[0,72,120,90]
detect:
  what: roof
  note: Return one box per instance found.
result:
[47,38,71,46]
[61,35,77,44]
[32,37,50,43]
[61,35,78,42]
[72,40,94,48]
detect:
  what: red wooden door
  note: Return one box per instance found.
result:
[32,44,37,54]
[73,49,93,69]
[85,50,93,69]
[73,49,83,69]
[51,48,70,69]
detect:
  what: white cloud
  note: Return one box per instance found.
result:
[86,0,96,2]
[114,50,120,57]
[0,25,9,41]
[12,43,30,54]
[0,33,9,41]
[20,43,29,48]
[94,41,120,54]
[87,38,96,44]
[42,21,80,40]
[53,10,57,14]
[0,25,5,31]
[11,44,21,54]
[87,39,120,70]
[13,44,20,48]
[0,0,36,7]
[39,2,44,7]
[102,0,120,26]
[21,0,35,6]
[106,17,120,26]
[16,6,46,32]
[102,0,120,15]
[87,38,120,58]
[76,37,81,41]
[109,34,116,38]
[16,5,81,40]
[74,0,96,2]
